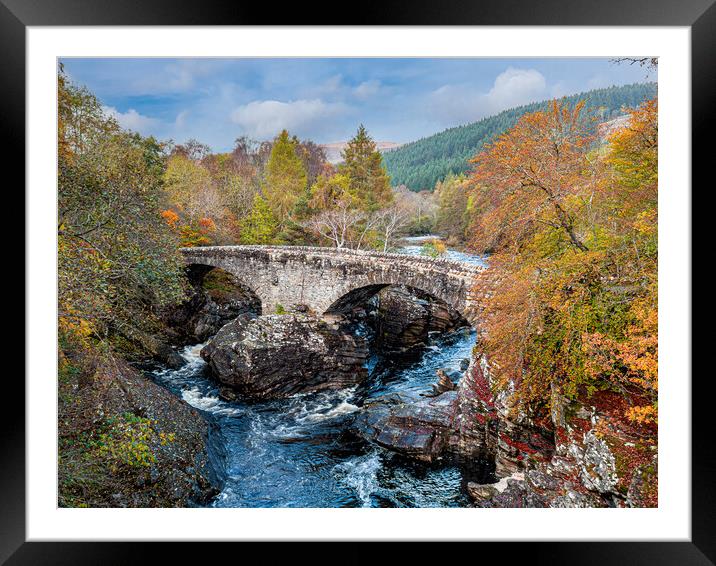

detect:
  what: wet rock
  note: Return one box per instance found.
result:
[423,369,457,397]
[201,314,369,400]
[155,343,185,369]
[466,482,499,501]
[353,391,457,462]
[218,386,239,403]
[373,286,467,353]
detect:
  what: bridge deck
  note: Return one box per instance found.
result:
[180,245,487,277]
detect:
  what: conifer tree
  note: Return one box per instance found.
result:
[339,125,393,211]
[263,130,308,220]
[239,194,279,244]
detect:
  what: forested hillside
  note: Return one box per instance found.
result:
[383,82,657,191]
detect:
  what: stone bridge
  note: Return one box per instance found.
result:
[180,245,492,327]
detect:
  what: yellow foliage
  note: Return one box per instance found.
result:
[468,98,658,423]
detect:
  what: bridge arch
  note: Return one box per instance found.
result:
[179,246,487,326]
[183,260,265,315]
[324,282,470,328]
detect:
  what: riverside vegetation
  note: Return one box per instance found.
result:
[57,63,658,507]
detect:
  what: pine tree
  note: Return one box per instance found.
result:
[239,194,279,244]
[339,125,393,211]
[263,130,308,221]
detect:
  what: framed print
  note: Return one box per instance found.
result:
[8,0,710,562]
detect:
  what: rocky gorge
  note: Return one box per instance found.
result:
[135,244,655,508]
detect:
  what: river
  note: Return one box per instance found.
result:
[148,240,490,508]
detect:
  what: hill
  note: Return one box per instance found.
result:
[383,82,657,191]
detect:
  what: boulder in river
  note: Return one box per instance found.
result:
[353,390,458,462]
[422,369,458,397]
[201,314,369,400]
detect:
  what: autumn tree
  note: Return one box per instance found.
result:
[308,172,353,211]
[434,173,470,244]
[468,98,658,425]
[296,139,330,187]
[339,125,393,211]
[469,100,595,255]
[58,68,185,343]
[263,130,308,221]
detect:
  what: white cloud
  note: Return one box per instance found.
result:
[353,80,381,99]
[428,67,549,127]
[103,106,159,133]
[230,99,347,139]
[487,67,546,109]
[174,109,190,129]
[132,60,221,95]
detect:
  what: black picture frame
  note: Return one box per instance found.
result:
[6,0,709,563]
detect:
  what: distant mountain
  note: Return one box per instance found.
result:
[383,82,657,191]
[321,141,402,164]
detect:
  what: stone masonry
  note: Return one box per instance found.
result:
[179,245,493,327]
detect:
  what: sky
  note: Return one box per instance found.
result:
[60,58,655,152]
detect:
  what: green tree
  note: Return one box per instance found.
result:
[163,154,219,223]
[58,68,185,342]
[239,194,279,244]
[263,130,308,221]
[339,125,393,210]
[434,173,469,244]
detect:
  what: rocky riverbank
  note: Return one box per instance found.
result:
[58,347,218,508]
[351,351,657,508]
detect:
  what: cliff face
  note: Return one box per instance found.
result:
[352,350,657,508]
[457,356,658,508]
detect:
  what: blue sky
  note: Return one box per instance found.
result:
[60,58,655,152]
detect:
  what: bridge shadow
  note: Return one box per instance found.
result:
[325,283,470,329]
[185,264,263,315]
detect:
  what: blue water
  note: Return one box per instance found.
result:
[397,236,488,268]
[148,242,485,507]
[150,328,476,508]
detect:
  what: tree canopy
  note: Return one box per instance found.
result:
[466,97,658,426]
[58,68,185,341]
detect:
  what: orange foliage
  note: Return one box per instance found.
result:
[161,209,179,228]
[468,98,658,425]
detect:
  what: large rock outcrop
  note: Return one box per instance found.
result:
[351,349,656,508]
[201,314,369,399]
[372,286,468,354]
[58,350,218,508]
[457,356,657,508]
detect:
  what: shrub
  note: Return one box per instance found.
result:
[96,412,174,471]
